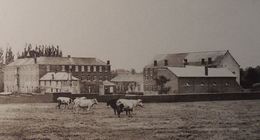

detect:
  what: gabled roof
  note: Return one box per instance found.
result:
[7,57,107,66]
[168,66,236,78]
[111,73,143,83]
[40,72,79,81]
[145,50,228,68]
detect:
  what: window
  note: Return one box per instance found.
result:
[200,82,205,86]
[81,66,85,72]
[184,82,190,87]
[93,66,96,72]
[75,66,79,72]
[46,65,50,72]
[87,66,91,72]
[225,82,230,87]
[99,66,102,72]
[62,66,65,72]
[69,65,72,72]
[212,82,217,86]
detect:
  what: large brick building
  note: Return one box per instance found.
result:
[4,56,111,94]
[157,66,240,94]
[143,50,240,94]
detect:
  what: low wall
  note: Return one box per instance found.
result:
[52,92,260,103]
[0,93,53,104]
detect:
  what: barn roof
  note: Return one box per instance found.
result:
[40,72,79,81]
[145,50,228,68]
[111,73,143,83]
[168,66,236,78]
[7,57,107,66]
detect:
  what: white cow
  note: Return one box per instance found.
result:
[74,98,98,112]
[56,97,73,109]
[116,99,144,117]
[73,97,87,108]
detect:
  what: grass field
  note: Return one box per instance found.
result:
[0,100,259,140]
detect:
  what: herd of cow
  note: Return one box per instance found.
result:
[56,97,144,117]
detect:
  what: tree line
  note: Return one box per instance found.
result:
[240,66,260,89]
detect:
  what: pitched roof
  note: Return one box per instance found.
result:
[145,50,228,68]
[7,57,107,66]
[111,73,143,83]
[40,72,79,81]
[103,80,116,86]
[168,66,236,78]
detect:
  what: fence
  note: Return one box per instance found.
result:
[52,92,260,103]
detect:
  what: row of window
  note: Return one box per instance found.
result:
[46,65,110,73]
[183,82,231,87]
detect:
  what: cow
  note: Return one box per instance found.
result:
[56,97,73,109]
[106,98,124,117]
[116,99,144,117]
[74,98,98,112]
[73,97,87,109]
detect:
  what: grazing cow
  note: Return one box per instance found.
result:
[74,98,98,112]
[106,98,124,117]
[116,99,144,117]
[73,97,87,108]
[56,97,73,109]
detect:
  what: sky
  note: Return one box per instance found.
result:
[0,0,259,72]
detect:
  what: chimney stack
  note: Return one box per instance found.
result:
[52,74,55,80]
[208,57,212,64]
[107,60,110,65]
[184,59,188,66]
[164,59,168,66]
[205,66,208,76]
[154,60,157,66]
[201,58,205,65]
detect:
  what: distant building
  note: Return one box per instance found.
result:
[4,56,111,94]
[0,66,4,92]
[144,50,240,94]
[157,66,240,94]
[39,72,80,94]
[111,73,144,94]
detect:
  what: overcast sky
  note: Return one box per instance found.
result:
[0,0,259,72]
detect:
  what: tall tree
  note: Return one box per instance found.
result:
[155,75,170,94]
[0,48,4,65]
[5,47,14,65]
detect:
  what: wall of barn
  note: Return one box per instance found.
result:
[18,65,40,93]
[178,77,240,93]
[219,52,240,85]
[4,66,17,92]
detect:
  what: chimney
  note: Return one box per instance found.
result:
[205,66,208,76]
[164,59,168,66]
[154,60,157,66]
[184,59,188,66]
[51,74,55,80]
[208,57,212,64]
[201,58,205,65]
[107,60,110,65]
[67,55,71,58]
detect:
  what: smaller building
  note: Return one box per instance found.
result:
[111,73,144,94]
[99,80,116,95]
[39,72,80,94]
[157,66,240,94]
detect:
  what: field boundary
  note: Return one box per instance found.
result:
[53,92,260,103]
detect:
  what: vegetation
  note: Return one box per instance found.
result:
[155,75,171,94]
[240,66,260,89]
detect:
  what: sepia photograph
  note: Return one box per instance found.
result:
[0,0,260,139]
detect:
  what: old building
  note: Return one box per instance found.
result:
[4,56,111,94]
[157,66,240,94]
[144,50,240,94]
[111,73,144,94]
[39,72,80,94]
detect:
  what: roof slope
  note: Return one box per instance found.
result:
[111,73,143,83]
[146,50,228,68]
[168,66,236,78]
[8,57,107,66]
[40,72,79,81]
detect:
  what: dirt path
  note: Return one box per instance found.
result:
[0,100,259,140]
